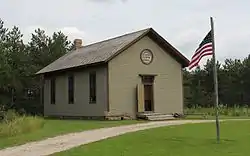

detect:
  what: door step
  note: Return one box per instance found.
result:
[137,112,176,121]
[147,115,175,121]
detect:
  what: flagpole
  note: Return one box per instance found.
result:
[210,16,220,143]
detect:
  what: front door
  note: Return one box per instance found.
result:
[137,75,155,113]
[144,84,153,111]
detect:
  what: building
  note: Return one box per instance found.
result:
[36,28,190,119]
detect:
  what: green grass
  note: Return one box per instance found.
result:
[53,120,250,156]
[0,119,143,149]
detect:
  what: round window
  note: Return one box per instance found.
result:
[140,49,153,65]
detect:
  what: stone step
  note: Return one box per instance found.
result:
[138,112,165,116]
[137,112,177,121]
[137,112,171,117]
[147,115,175,121]
[147,117,175,121]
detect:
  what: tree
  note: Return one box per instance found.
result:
[241,55,250,105]
[0,18,72,114]
[27,29,72,72]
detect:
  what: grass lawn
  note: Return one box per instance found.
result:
[0,119,143,149]
[53,120,250,156]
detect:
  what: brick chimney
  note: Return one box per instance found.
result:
[74,39,82,49]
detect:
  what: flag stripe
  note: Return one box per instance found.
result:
[189,48,213,67]
[189,51,213,68]
[191,43,213,59]
[188,30,213,70]
[189,52,213,69]
[190,47,213,64]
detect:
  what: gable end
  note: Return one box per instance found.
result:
[106,28,190,68]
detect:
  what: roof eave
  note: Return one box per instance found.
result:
[35,61,107,76]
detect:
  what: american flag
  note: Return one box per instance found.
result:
[188,30,214,70]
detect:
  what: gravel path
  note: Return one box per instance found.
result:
[0,119,244,156]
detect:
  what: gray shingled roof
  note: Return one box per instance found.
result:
[36,28,189,74]
[36,28,149,74]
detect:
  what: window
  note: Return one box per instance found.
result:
[50,78,56,104]
[68,75,74,104]
[89,72,96,103]
[41,86,44,105]
[142,75,154,84]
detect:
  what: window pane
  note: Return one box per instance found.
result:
[68,75,74,104]
[50,78,56,104]
[89,72,96,103]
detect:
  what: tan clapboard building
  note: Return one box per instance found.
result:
[36,28,189,120]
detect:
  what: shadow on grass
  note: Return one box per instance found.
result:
[165,137,236,146]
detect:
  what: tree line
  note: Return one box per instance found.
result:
[0,19,72,115]
[0,18,249,115]
[184,56,250,108]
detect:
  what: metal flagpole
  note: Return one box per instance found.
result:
[210,16,220,143]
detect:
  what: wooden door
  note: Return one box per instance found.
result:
[137,84,144,112]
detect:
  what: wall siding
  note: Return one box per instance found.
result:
[43,65,108,117]
[108,36,183,118]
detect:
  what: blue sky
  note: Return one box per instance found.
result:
[1,0,250,63]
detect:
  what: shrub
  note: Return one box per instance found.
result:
[0,110,44,138]
[223,109,229,115]
[3,109,19,123]
[184,105,250,117]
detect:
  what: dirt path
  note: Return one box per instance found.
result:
[0,119,246,156]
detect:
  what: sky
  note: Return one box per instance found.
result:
[1,0,250,63]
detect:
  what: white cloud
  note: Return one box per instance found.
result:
[23,26,94,45]
[59,27,85,40]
